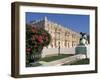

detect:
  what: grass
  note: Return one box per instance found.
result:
[26,62,42,67]
[39,54,73,62]
[26,54,73,67]
[63,58,89,65]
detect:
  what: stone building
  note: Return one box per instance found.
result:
[29,17,81,49]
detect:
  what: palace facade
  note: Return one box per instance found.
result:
[29,17,81,48]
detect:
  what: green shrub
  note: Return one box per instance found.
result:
[26,25,51,64]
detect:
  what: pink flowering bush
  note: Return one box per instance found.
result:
[26,25,51,64]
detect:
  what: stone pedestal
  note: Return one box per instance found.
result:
[75,45,89,58]
[75,45,87,54]
[75,45,90,58]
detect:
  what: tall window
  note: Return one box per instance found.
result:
[68,43,69,48]
[72,41,74,47]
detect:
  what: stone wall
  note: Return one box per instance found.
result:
[42,47,75,57]
[42,45,90,58]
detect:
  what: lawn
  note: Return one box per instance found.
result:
[63,58,89,65]
[39,54,74,62]
[26,54,74,67]
[26,62,42,67]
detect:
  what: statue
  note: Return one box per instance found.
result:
[79,32,88,45]
[75,32,89,58]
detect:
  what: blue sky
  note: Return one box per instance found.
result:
[26,12,89,34]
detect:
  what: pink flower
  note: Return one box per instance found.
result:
[34,34,38,39]
[32,27,37,33]
[32,36,35,40]
[26,48,31,52]
[45,37,48,41]
[37,35,43,43]
[42,33,46,35]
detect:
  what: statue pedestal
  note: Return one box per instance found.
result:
[75,45,89,58]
